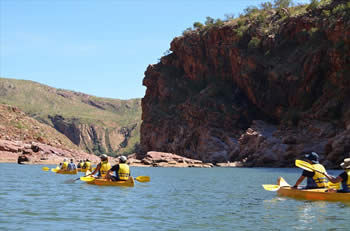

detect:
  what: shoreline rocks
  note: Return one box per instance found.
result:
[0,139,100,165]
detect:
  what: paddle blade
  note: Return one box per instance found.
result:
[51,168,58,173]
[262,184,280,191]
[135,176,150,182]
[295,159,314,172]
[42,167,50,171]
[80,176,95,182]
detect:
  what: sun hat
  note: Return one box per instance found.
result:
[340,158,350,169]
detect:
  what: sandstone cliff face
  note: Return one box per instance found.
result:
[141,1,350,168]
[49,115,139,156]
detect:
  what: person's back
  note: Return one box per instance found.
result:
[108,156,130,181]
[68,159,76,170]
[306,163,328,188]
[84,159,91,170]
[61,159,69,170]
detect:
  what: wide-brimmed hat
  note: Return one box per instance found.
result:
[340,158,350,169]
[305,152,319,164]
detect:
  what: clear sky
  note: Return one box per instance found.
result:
[0,0,309,99]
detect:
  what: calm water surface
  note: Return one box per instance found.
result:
[0,163,349,230]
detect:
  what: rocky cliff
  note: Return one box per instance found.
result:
[0,78,141,156]
[141,0,350,168]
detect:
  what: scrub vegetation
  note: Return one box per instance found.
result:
[183,0,350,36]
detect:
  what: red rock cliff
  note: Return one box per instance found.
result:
[141,1,350,168]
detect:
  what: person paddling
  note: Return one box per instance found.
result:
[293,152,328,189]
[68,159,77,171]
[106,155,130,181]
[77,160,83,168]
[324,158,350,193]
[60,158,69,170]
[88,154,111,179]
[83,159,92,171]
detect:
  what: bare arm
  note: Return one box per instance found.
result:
[88,163,100,176]
[293,175,305,188]
[324,172,343,184]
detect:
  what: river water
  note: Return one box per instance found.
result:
[0,163,349,230]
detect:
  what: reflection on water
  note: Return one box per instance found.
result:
[0,164,349,230]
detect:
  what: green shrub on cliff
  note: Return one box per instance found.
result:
[248,37,261,49]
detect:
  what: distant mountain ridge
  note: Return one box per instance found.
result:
[0,77,142,156]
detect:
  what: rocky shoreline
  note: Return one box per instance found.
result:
[0,139,237,168]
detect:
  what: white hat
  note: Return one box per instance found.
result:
[340,158,350,169]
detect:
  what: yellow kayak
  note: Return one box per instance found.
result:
[55,169,78,175]
[276,177,350,202]
[86,177,135,187]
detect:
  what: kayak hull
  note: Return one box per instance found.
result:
[277,177,350,202]
[277,187,350,202]
[86,177,134,187]
[56,169,78,175]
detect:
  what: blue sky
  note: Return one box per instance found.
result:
[0,0,309,99]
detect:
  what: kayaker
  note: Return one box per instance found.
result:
[77,160,83,168]
[60,158,69,170]
[68,159,77,170]
[324,158,350,193]
[88,154,111,178]
[106,155,130,181]
[83,159,92,171]
[292,152,328,189]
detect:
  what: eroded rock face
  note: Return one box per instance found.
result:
[49,115,137,155]
[141,2,350,168]
[0,139,100,164]
[128,151,213,168]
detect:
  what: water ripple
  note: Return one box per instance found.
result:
[0,164,349,230]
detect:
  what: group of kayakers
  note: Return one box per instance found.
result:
[59,159,92,171]
[293,152,350,193]
[56,154,130,181]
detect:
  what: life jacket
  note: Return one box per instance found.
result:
[341,170,350,192]
[84,161,91,170]
[61,161,68,170]
[99,160,111,177]
[118,164,130,181]
[81,161,86,169]
[306,164,328,188]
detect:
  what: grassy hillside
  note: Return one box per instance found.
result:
[0,77,142,156]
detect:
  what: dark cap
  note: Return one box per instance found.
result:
[305,152,319,164]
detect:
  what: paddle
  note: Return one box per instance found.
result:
[295,159,341,189]
[262,184,281,191]
[51,168,59,173]
[262,177,291,192]
[295,159,325,174]
[134,176,150,182]
[76,175,150,183]
[42,167,50,171]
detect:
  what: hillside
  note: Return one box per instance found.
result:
[0,78,142,156]
[141,0,350,168]
[0,104,78,149]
